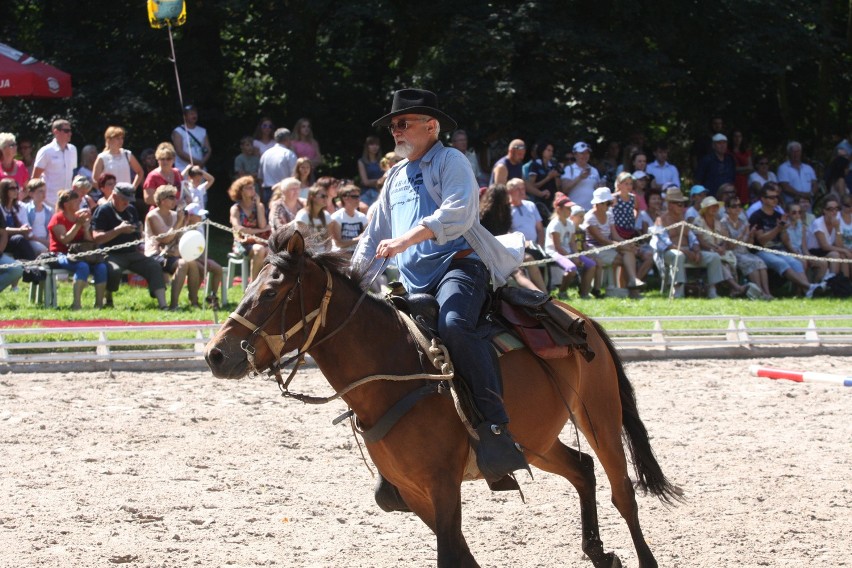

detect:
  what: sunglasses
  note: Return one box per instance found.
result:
[387,118,429,134]
[345,194,361,199]
[823,206,839,211]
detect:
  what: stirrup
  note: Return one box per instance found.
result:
[474,423,531,483]
[374,474,411,513]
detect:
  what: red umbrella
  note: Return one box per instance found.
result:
[0,42,72,98]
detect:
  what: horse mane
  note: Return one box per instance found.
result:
[267,225,369,294]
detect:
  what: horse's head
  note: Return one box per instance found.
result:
[205,227,335,379]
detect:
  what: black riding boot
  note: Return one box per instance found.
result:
[474,422,530,483]
[374,474,411,513]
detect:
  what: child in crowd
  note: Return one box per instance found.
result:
[568,204,598,297]
[182,165,215,208]
[329,184,368,254]
[545,193,596,299]
[234,136,260,180]
[185,203,224,309]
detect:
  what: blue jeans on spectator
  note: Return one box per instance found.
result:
[430,258,508,425]
[0,253,23,292]
[755,250,803,276]
[57,255,109,284]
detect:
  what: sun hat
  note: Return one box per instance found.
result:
[552,191,575,209]
[572,141,590,153]
[590,187,615,205]
[712,133,728,142]
[690,185,708,196]
[570,205,586,216]
[665,188,689,203]
[699,196,720,213]
[632,170,647,180]
[113,182,135,200]
[372,88,457,131]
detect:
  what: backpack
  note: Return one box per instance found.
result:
[825,274,852,298]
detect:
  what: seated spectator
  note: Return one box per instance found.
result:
[777,141,817,206]
[268,177,304,231]
[507,178,547,291]
[613,172,654,282]
[746,181,785,219]
[295,184,338,252]
[181,164,214,208]
[376,151,401,194]
[92,183,168,309]
[825,155,850,201]
[315,176,342,216]
[545,193,595,299]
[652,188,724,298]
[480,182,539,291]
[229,176,269,281]
[145,185,200,310]
[748,155,777,204]
[748,184,819,297]
[806,197,851,280]
[0,133,29,188]
[357,136,383,208]
[329,184,368,254]
[631,171,649,210]
[234,136,260,180]
[48,190,108,309]
[582,187,644,297]
[840,195,852,250]
[693,196,749,296]
[0,177,36,260]
[72,175,99,211]
[143,143,186,208]
[685,185,708,222]
[24,179,52,253]
[715,184,737,219]
[784,201,825,281]
[96,173,117,206]
[719,195,772,299]
[0,215,24,292]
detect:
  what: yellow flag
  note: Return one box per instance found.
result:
[147,0,187,29]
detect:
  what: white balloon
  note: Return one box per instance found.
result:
[178,230,206,261]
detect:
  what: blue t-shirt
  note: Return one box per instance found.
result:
[388,159,472,293]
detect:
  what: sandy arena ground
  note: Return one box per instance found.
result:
[1,355,850,568]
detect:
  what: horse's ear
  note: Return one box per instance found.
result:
[287,230,305,256]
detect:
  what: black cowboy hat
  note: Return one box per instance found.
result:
[372,88,457,131]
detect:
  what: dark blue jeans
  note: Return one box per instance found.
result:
[431,258,508,425]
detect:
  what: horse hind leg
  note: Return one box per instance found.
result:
[534,440,622,568]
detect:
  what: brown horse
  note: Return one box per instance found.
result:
[205,227,680,568]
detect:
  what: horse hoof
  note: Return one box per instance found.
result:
[604,552,622,568]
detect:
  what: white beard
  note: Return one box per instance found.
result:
[394,141,413,159]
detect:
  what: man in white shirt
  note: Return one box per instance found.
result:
[31,118,77,207]
[777,141,817,206]
[560,141,600,210]
[258,128,297,207]
[171,104,211,170]
[646,141,680,189]
[507,177,546,291]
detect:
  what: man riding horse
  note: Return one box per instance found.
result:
[352,88,529,487]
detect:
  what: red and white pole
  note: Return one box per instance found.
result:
[749,365,852,387]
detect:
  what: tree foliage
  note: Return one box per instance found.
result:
[1,0,850,217]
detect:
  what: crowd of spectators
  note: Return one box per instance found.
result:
[3,111,852,307]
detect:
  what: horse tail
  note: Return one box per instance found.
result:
[591,319,684,505]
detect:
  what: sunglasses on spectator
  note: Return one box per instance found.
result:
[344,194,361,199]
[823,206,839,211]
[387,118,430,133]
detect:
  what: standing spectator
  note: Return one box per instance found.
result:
[0,213,24,292]
[295,185,337,251]
[526,140,562,214]
[268,177,304,231]
[357,136,383,207]
[835,125,852,157]
[234,136,260,180]
[824,155,850,201]
[16,138,36,174]
[252,117,276,156]
[171,104,211,170]
[1,133,30,188]
[806,197,851,280]
[24,179,52,253]
[777,141,817,206]
[653,188,724,298]
[0,177,36,261]
[258,128,297,208]
[329,184,367,253]
[719,194,772,299]
[450,129,487,185]
[294,157,314,196]
[228,176,269,282]
[139,148,157,178]
[92,183,168,309]
[695,133,736,197]
[545,193,595,299]
[291,118,323,169]
[490,139,526,186]
[145,185,200,310]
[48,190,108,309]
[92,126,145,191]
[598,140,621,187]
[690,116,725,171]
[143,143,186,208]
[748,185,818,297]
[582,187,644,296]
[76,145,97,182]
[729,130,753,205]
[32,118,77,207]
[748,155,777,204]
[560,141,601,210]
[646,141,680,190]
[616,143,638,176]
[181,165,214,208]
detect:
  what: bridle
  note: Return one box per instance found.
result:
[227,256,384,403]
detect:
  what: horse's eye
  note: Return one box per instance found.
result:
[263,288,277,299]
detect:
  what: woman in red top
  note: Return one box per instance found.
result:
[48,189,108,309]
[143,142,187,208]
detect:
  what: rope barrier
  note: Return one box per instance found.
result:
[3,218,849,271]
